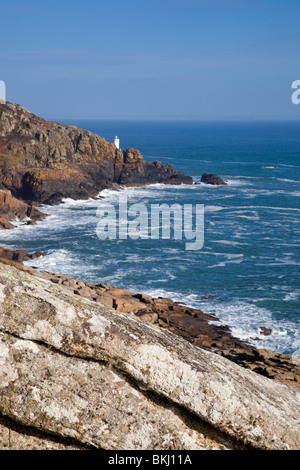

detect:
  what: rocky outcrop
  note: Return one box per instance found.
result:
[0,217,14,230]
[201,173,227,185]
[0,103,192,206]
[0,246,46,264]
[0,189,45,229]
[0,261,299,450]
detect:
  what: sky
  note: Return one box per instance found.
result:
[0,0,300,120]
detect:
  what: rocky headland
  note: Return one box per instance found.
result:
[0,103,299,450]
[0,102,192,206]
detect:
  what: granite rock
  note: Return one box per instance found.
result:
[0,261,299,450]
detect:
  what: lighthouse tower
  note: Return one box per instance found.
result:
[0,80,6,104]
[114,136,120,149]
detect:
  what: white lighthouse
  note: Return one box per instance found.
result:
[114,136,120,149]
[0,80,6,104]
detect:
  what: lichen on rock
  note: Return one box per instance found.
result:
[0,261,299,450]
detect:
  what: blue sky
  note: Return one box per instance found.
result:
[1,0,300,119]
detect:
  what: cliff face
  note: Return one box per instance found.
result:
[0,103,192,205]
[0,260,299,450]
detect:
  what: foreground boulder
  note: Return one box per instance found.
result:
[201,173,227,185]
[36,271,300,390]
[0,261,299,450]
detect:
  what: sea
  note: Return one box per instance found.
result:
[0,120,299,355]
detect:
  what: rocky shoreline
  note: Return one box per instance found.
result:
[0,246,299,391]
[0,259,299,450]
[39,269,300,389]
[0,102,299,389]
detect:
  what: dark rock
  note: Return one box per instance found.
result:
[259,327,272,336]
[133,293,153,304]
[0,246,46,263]
[201,173,227,185]
[12,249,30,262]
[0,216,14,230]
[0,189,45,225]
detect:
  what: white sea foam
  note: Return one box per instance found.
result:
[0,163,298,356]
[270,177,300,183]
[208,258,244,269]
[231,205,300,213]
[283,292,299,302]
[205,205,224,212]
[223,161,261,165]
[231,175,264,180]
[138,288,299,354]
[208,262,227,268]
[234,211,259,220]
[278,163,300,168]
[212,240,249,246]
[193,182,224,189]
[225,179,252,186]
[24,249,75,271]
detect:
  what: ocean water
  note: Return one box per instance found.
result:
[0,120,299,354]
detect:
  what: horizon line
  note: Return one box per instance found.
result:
[44,115,300,122]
